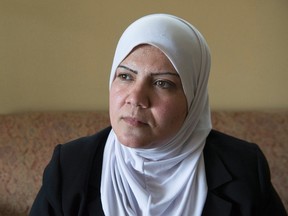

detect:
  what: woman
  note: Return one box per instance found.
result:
[30,14,287,216]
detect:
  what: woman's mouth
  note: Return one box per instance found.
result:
[122,116,148,127]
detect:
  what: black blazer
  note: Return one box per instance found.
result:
[30,127,287,216]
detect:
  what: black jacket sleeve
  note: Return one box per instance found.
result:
[29,145,64,216]
[29,127,110,216]
[256,146,287,216]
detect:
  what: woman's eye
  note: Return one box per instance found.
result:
[154,80,174,89]
[118,73,133,81]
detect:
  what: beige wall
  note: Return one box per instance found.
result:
[1,0,287,114]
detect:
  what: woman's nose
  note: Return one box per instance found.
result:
[125,83,150,108]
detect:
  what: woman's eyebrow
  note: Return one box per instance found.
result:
[118,65,179,77]
[150,72,179,77]
[118,65,138,74]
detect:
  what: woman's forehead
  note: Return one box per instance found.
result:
[119,44,178,75]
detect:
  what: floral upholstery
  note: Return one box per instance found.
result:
[0,111,287,215]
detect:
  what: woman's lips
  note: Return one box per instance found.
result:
[122,116,148,127]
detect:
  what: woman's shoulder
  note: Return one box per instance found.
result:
[203,130,287,216]
[204,129,264,176]
[206,129,259,154]
[204,129,270,185]
[60,126,111,157]
[56,126,111,173]
[42,126,111,189]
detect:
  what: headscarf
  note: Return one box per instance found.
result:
[101,13,212,216]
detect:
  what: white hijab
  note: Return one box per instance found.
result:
[101,14,212,216]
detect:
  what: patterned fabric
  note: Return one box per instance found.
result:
[0,111,287,215]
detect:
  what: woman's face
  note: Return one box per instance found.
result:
[109,45,188,148]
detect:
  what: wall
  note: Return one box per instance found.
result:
[1,0,287,114]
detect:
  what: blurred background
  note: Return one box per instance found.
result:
[1,0,287,114]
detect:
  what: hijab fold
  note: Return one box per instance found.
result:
[101,14,212,216]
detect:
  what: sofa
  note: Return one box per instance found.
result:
[0,110,287,215]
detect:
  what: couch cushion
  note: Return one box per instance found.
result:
[0,112,110,216]
[0,111,287,215]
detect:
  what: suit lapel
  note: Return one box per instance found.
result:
[202,136,233,216]
[202,192,232,216]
